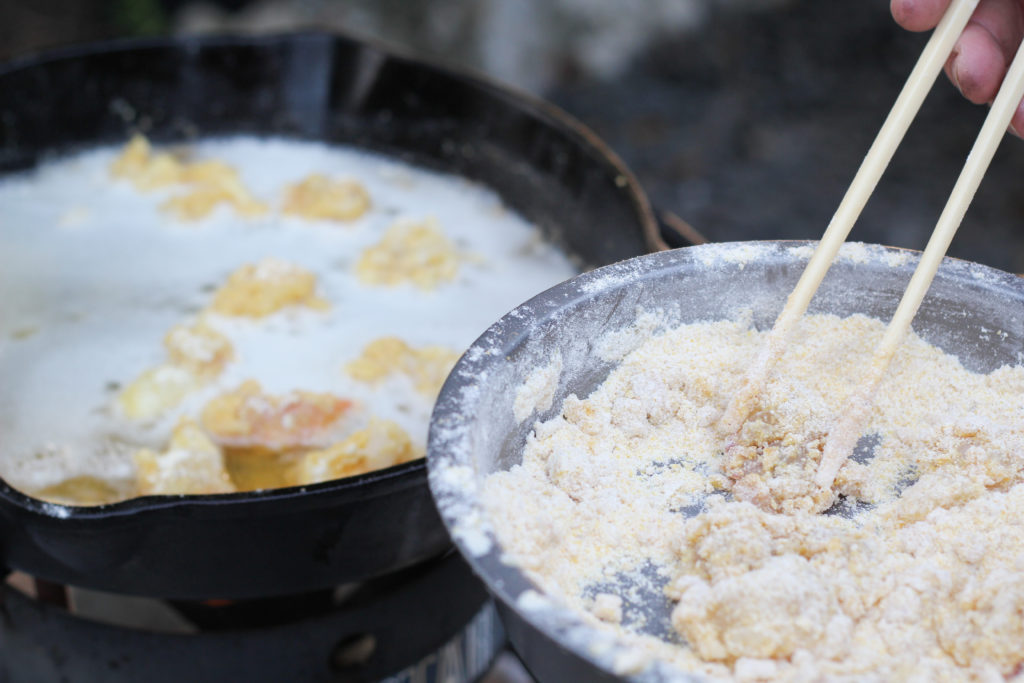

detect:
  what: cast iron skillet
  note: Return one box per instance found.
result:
[428,242,1024,681]
[0,32,670,600]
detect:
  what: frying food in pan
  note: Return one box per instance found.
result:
[0,134,579,506]
[0,31,661,600]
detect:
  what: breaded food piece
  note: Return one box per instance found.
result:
[282,174,371,222]
[118,364,201,420]
[201,380,355,450]
[163,319,234,376]
[355,218,459,289]
[135,418,235,495]
[161,160,268,220]
[110,135,267,219]
[346,337,459,397]
[209,258,329,317]
[110,134,152,178]
[291,418,418,484]
[110,134,185,190]
[118,320,235,420]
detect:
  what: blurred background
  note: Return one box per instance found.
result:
[3,0,1024,272]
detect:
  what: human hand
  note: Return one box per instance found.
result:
[891,0,1024,135]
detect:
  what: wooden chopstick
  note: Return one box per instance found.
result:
[815,33,1024,490]
[717,0,978,438]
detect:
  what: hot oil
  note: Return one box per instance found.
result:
[223,448,305,492]
[32,476,130,506]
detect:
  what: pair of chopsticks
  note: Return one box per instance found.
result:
[718,0,1024,493]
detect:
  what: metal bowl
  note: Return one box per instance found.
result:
[427,241,1024,681]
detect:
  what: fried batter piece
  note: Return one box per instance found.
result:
[355,218,459,289]
[346,337,459,397]
[290,418,418,485]
[282,174,371,222]
[161,160,268,220]
[208,258,329,317]
[110,134,185,190]
[118,320,235,420]
[134,418,236,495]
[163,319,234,376]
[110,134,267,219]
[118,364,202,421]
[201,380,355,450]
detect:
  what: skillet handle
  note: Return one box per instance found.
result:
[656,208,708,248]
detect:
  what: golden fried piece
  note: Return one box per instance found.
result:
[110,134,185,190]
[163,320,234,377]
[134,419,235,495]
[282,174,371,222]
[291,418,418,485]
[346,337,459,397]
[118,320,235,421]
[201,380,355,450]
[161,160,268,220]
[110,135,267,219]
[355,218,459,289]
[110,134,151,177]
[208,258,329,317]
[118,364,201,420]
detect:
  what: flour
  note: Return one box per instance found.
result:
[484,312,1024,681]
[513,352,562,423]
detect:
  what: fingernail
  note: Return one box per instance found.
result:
[950,55,964,94]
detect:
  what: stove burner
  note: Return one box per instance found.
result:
[0,551,503,682]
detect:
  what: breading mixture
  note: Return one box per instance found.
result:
[484,312,1024,681]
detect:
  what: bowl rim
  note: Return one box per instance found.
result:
[426,239,1024,681]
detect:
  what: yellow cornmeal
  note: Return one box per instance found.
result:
[484,313,1024,681]
[208,258,328,317]
[355,218,460,289]
[110,135,267,219]
[346,337,460,397]
[282,174,371,222]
